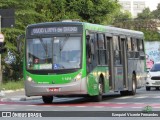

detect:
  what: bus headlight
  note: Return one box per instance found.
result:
[73,73,82,82]
[27,76,34,83]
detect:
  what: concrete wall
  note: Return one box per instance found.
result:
[145,41,160,69]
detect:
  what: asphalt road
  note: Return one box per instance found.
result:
[0,87,160,120]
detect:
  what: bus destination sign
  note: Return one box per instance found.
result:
[31,27,78,35]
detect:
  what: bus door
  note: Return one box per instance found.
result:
[106,36,114,90]
[113,36,124,91]
[120,36,128,89]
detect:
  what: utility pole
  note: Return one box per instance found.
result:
[0,15,2,85]
[0,15,4,97]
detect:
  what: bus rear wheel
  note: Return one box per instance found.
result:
[42,96,53,104]
[120,74,136,96]
[128,74,136,95]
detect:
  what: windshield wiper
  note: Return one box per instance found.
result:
[39,38,48,57]
[59,36,69,51]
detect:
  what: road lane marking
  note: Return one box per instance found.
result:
[115,96,133,99]
[93,106,105,108]
[111,107,123,108]
[131,107,143,109]
[75,106,86,108]
[134,96,148,99]
[153,96,160,98]
[134,103,145,104]
[153,107,160,109]
[58,106,69,107]
[26,105,37,107]
[116,103,127,104]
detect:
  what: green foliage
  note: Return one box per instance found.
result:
[152,3,160,19]
[1,79,24,90]
[137,8,154,20]
[114,4,160,41]
[141,29,160,41]
[1,0,120,81]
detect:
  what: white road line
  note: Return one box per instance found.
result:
[111,107,123,109]
[153,96,160,98]
[131,107,143,109]
[26,109,41,111]
[116,103,127,104]
[93,106,105,108]
[116,96,133,99]
[153,107,160,109]
[58,106,69,107]
[27,105,37,107]
[134,103,145,104]
[75,106,86,108]
[134,96,148,99]
[99,102,112,104]
[1,108,15,110]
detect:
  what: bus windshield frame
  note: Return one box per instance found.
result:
[26,35,81,69]
[25,25,83,74]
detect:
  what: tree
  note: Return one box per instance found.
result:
[152,3,160,19]
[1,0,51,81]
[0,0,121,81]
[137,8,153,20]
[49,0,121,24]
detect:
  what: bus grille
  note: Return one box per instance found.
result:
[151,76,160,80]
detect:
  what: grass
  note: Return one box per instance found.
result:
[0,80,24,90]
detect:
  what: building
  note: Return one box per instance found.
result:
[118,0,146,18]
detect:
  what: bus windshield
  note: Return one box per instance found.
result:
[26,36,81,70]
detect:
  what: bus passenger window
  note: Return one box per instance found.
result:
[97,34,106,65]
[113,36,121,65]
[138,39,144,51]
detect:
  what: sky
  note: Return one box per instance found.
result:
[119,0,160,11]
[145,0,160,11]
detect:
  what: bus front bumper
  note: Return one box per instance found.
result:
[24,78,88,97]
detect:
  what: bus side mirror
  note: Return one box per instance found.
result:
[86,35,94,55]
[17,34,25,53]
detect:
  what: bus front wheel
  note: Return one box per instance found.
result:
[42,96,53,104]
[92,79,103,102]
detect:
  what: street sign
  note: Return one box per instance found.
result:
[0,33,4,42]
[0,9,15,28]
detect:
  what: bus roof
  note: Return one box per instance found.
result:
[27,21,144,38]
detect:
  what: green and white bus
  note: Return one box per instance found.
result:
[24,21,146,103]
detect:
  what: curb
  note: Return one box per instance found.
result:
[0,88,41,102]
[3,88,24,94]
[0,96,41,102]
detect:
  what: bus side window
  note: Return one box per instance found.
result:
[113,36,121,65]
[138,39,144,52]
[131,38,138,58]
[127,37,132,58]
[97,33,106,65]
[86,33,96,72]
[138,39,145,59]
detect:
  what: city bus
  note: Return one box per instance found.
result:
[24,21,146,103]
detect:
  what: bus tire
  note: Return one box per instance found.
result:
[42,96,53,104]
[121,74,136,96]
[120,91,128,96]
[146,87,150,91]
[129,74,136,95]
[92,79,103,102]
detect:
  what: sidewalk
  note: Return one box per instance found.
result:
[0,89,41,102]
